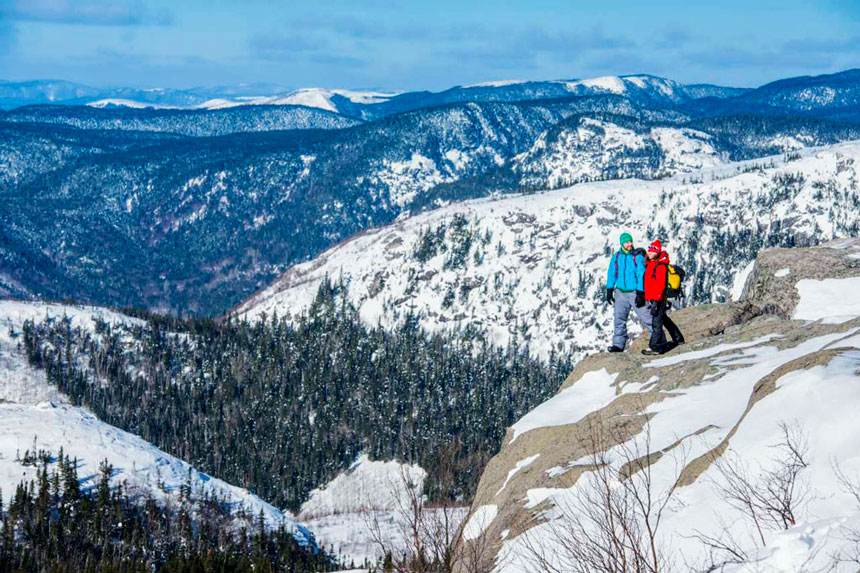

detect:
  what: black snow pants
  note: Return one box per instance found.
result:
[649,299,683,352]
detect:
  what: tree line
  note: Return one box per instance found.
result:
[0,451,336,572]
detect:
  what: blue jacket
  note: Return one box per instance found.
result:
[606,249,646,292]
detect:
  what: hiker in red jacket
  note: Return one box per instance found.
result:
[642,240,685,355]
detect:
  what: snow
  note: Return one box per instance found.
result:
[331,89,398,104]
[463,505,498,541]
[0,300,143,403]
[513,119,723,190]
[731,259,756,302]
[81,87,395,112]
[0,402,312,541]
[774,267,791,277]
[87,98,178,109]
[297,454,466,566]
[197,98,244,110]
[495,329,860,573]
[650,127,723,171]
[643,334,781,368]
[463,80,528,88]
[566,76,627,94]
[496,454,540,495]
[251,88,396,112]
[377,153,446,207]
[793,277,860,324]
[267,88,339,112]
[509,369,619,443]
[298,454,426,520]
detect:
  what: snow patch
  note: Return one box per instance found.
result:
[463,505,498,541]
[793,277,860,324]
[567,76,627,94]
[510,369,619,442]
[463,79,527,88]
[643,334,781,368]
[497,454,540,495]
[299,454,426,520]
[774,267,791,277]
[731,260,756,302]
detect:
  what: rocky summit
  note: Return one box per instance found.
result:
[461,238,860,572]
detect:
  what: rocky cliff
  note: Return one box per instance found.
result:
[461,238,860,572]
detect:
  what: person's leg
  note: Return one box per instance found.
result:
[612,291,632,349]
[632,295,653,334]
[649,301,667,351]
[663,313,684,344]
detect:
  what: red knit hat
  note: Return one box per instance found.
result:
[648,240,662,253]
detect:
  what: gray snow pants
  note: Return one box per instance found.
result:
[612,290,653,349]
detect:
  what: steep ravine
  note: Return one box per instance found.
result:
[460,238,860,572]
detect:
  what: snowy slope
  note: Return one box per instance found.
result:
[563,75,688,104]
[84,87,398,113]
[0,300,314,545]
[297,455,466,567]
[463,242,860,572]
[512,118,724,188]
[497,330,860,572]
[234,141,860,360]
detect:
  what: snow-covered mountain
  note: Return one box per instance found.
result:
[0,300,314,546]
[4,71,860,317]
[460,238,860,572]
[511,116,724,189]
[233,141,860,360]
[742,68,860,112]
[0,73,739,114]
[0,79,101,109]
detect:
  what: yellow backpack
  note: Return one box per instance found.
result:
[665,265,685,298]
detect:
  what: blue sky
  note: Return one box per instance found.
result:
[0,0,858,91]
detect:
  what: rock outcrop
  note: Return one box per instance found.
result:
[461,238,860,572]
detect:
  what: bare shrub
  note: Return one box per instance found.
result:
[363,449,492,573]
[519,418,683,573]
[695,421,811,571]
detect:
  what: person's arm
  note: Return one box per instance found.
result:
[635,253,646,292]
[606,253,617,290]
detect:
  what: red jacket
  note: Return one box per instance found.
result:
[644,251,671,301]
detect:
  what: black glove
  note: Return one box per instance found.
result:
[635,291,645,308]
[605,288,615,304]
[650,299,663,317]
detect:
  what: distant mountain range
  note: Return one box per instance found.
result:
[0,73,750,116]
[2,69,860,316]
[3,70,858,120]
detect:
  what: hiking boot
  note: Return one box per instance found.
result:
[674,336,685,345]
[607,346,624,353]
[641,348,662,356]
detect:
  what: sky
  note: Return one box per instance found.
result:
[0,0,858,92]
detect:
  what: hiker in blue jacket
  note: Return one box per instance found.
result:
[605,232,652,352]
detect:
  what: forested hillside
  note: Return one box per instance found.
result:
[19,280,570,512]
[0,456,336,572]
